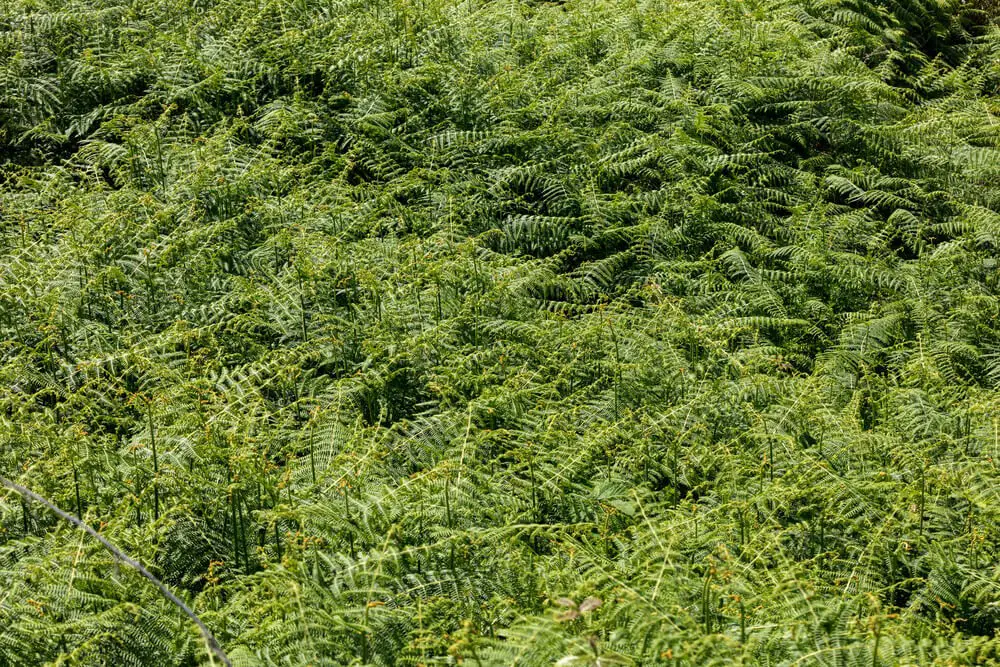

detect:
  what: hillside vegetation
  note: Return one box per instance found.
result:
[2,0,1000,664]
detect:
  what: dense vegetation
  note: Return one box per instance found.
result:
[2,0,1000,663]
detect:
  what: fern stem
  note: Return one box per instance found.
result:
[148,404,159,522]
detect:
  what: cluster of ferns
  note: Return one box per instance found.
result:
[2,0,1000,664]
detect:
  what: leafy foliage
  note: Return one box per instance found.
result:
[2,0,1000,664]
